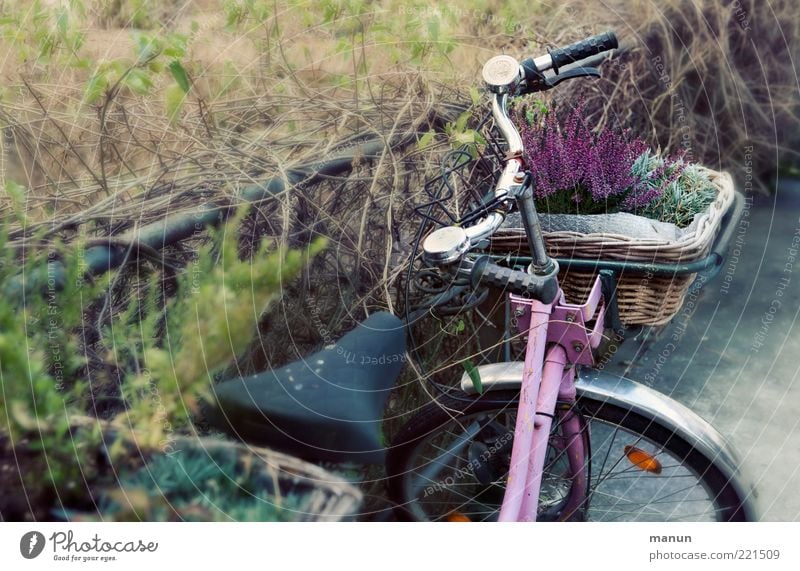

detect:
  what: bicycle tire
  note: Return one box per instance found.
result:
[386,390,748,522]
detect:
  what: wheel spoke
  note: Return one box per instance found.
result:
[392,398,736,522]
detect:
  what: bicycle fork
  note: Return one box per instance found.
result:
[499,280,604,522]
[499,329,585,521]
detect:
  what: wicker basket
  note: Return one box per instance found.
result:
[490,168,735,326]
[168,436,364,522]
[60,418,364,522]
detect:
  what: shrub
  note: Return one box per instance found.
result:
[631,154,720,228]
[0,223,105,508]
[518,101,647,204]
[107,212,327,451]
[0,205,324,517]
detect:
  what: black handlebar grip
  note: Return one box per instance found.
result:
[548,31,618,72]
[470,257,559,305]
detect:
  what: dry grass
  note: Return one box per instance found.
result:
[2,1,794,221]
[0,0,795,383]
[0,0,797,521]
[566,0,799,191]
[0,0,795,416]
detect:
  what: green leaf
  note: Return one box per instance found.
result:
[463,360,483,395]
[455,110,471,133]
[125,68,153,95]
[453,130,477,145]
[469,86,481,107]
[68,30,86,52]
[225,3,244,29]
[417,130,436,150]
[133,32,160,62]
[84,70,108,104]
[165,83,186,124]
[56,8,69,37]
[163,33,188,58]
[427,17,439,41]
[10,400,40,431]
[169,60,191,93]
[3,180,27,222]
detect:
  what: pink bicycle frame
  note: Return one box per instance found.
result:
[498,276,606,522]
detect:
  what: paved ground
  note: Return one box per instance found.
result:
[606,179,800,521]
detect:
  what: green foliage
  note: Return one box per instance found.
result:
[168,61,190,93]
[417,130,436,150]
[0,0,87,65]
[462,359,483,394]
[164,83,186,123]
[84,28,193,120]
[445,109,486,156]
[399,8,457,66]
[0,218,104,496]
[3,180,29,224]
[0,200,324,509]
[223,0,272,30]
[635,158,719,227]
[97,447,303,521]
[107,209,327,449]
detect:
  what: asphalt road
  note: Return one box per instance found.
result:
[606,179,800,521]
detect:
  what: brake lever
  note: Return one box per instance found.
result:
[522,66,601,93]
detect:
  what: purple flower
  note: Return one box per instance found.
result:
[516,102,656,208]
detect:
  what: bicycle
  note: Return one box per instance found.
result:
[208,31,757,522]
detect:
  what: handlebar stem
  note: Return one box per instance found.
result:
[463,92,524,244]
[492,93,523,155]
[515,184,555,273]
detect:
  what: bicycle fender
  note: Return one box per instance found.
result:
[459,362,759,521]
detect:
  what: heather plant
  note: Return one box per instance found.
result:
[518,102,646,206]
[634,158,720,228]
[624,149,686,211]
[515,102,714,227]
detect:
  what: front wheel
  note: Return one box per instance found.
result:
[386,390,748,522]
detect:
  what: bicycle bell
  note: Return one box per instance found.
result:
[422,226,470,264]
[482,55,521,93]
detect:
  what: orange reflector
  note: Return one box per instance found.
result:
[624,445,662,474]
[447,512,471,522]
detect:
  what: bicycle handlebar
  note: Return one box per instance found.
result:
[469,256,559,304]
[422,31,619,299]
[466,30,619,238]
[548,32,618,72]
